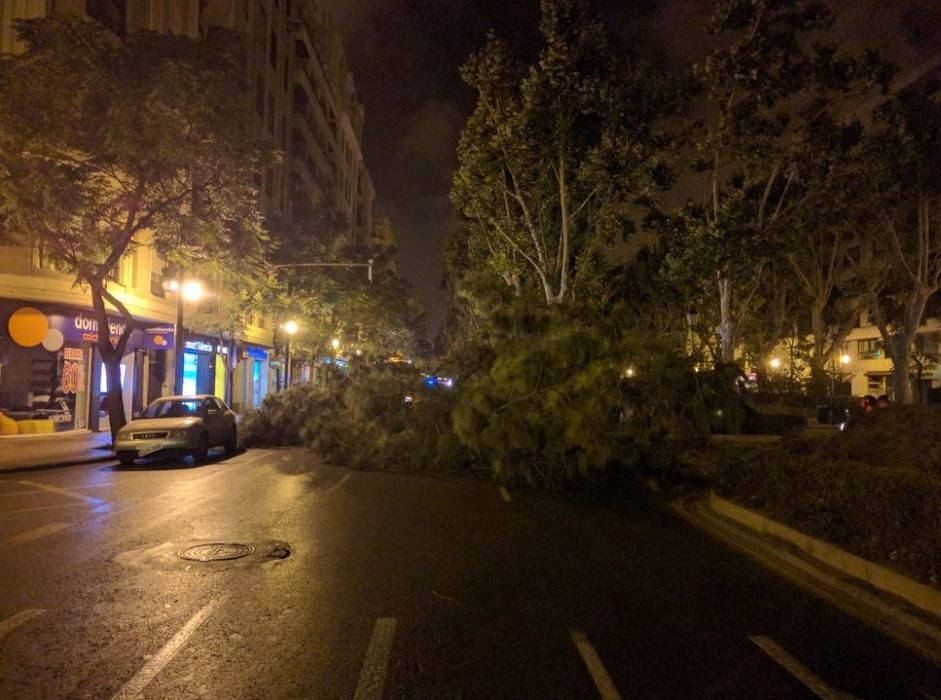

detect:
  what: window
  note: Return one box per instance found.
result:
[151,271,166,298]
[857,338,882,360]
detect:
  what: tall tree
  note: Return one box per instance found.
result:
[682,0,890,361]
[452,0,672,308]
[0,18,266,438]
[847,89,941,403]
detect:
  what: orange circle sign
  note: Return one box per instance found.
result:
[8,307,49,348]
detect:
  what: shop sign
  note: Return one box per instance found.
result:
[5,305,174,352]
[245,346,269,360]
[63,347,84,361]
[184,339,229,354]
[53,312,174,350]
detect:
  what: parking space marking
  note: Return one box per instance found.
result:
[499,486,512,503]
[8,522,72,544]
[111,596,227,700]
[749,635,857,700]
[17,480,106,506]
[0,609,45,641]
[353,617,397,700]
[326,473,352,494]
[570,629,623,700]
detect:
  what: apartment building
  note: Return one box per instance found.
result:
[198,1,376,254]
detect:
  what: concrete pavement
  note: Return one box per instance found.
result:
[1,449,940,698]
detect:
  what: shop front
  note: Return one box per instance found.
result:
[231,344,270,412]
[0,302,173,437]
[180,337,229,398]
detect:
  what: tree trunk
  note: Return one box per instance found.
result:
[717,275,735,363]
[90,282,135,442]
[891,343,913,404]
[809,303,826,377]
[103,351,127,441]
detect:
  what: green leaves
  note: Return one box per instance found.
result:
[451,0,672,312]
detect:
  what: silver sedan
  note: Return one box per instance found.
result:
[114,395,238,465]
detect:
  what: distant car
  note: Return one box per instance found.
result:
[114,395,238,466]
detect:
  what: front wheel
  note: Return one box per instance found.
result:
[191,433,209,464]
[224,428,238,456]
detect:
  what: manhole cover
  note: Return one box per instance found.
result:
[178,543,255,562]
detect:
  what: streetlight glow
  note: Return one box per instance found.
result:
[331,338,340,350]
[840,354,851,365]
[283,320,299,335]
[181,280,204,302]
[769,358,782,369]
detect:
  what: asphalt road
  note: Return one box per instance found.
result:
[1,448,940,699]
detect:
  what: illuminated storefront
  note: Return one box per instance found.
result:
[0,302,173,437]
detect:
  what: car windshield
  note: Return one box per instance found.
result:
[140,399,203,419]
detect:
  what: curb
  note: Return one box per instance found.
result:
[709,491,941,621]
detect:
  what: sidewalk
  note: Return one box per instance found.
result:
[0,430,114,472]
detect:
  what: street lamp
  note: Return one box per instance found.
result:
[331,338,340,352]
[769,357,782,370]
[283,320,299,388]
[164,277,204,395]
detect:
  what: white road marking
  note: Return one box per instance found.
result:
[110,597,226,700]
[0,609,45,640]
[353,617,397,700]
[326,473,352,494]
[570,629,623,700]
[749,635,857,700]
[0,482,114,498]
[17,480,105,506]
[1,501,88,515]
[8,522,72,544]
[499,486,512,503]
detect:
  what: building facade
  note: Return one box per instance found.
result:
[1,0,379,437]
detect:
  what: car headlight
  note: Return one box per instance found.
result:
[169,428,190,438]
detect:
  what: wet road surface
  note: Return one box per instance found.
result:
[1,448,940,699]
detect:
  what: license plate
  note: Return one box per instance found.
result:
[138,443,163,457]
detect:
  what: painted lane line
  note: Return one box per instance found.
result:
[326,473,352,494]
[353,617,397,700]
[1,501,88,515]
[499,486,512,503]
[0,609,45,641]
[8,522,72,544]
[570,629,623,700]
[17,480,106,506]
[110,596,227,700]
[749,636,857,700]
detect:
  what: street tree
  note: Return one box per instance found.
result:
[0,18,266,437]
[680,0,891,362]
[847,89,941,403]
[452,0,672,309]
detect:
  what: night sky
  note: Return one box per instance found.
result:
[322,0,941,334]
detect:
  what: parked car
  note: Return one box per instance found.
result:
[114,395,238,465]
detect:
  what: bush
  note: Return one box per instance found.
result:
[718,446,941,583]
[815,404,941,477]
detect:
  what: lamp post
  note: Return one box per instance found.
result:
[283,320,299,389]
[165,278,204,395]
